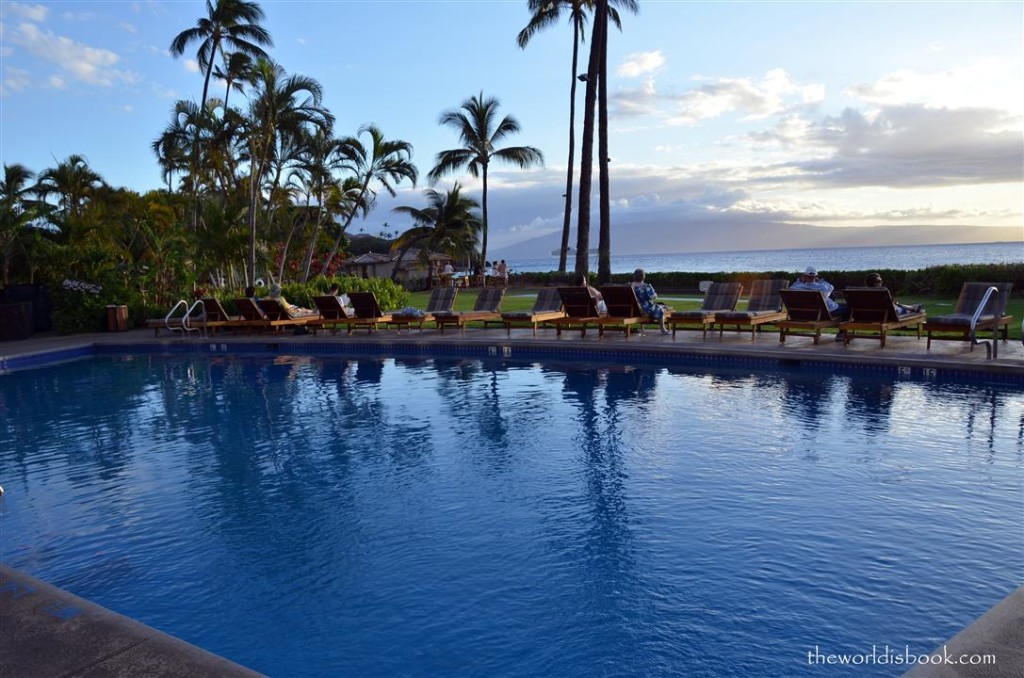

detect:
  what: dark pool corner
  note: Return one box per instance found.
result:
[0,565,265,677]
[902,586,1024,678]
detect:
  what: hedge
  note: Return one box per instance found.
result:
[516,263,1023,297]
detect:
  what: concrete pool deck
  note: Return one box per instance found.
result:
[1,325,1022,676]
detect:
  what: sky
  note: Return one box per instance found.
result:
[1,0,1022,256]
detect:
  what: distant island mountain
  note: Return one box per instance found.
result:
[491,222,1021,260]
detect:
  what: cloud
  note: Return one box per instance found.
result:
[8,22,136,87]
[668,69,820,124]
[611,68,824,125]
[1,66,31,95]
[846,60,1021,113]
[781,105,1023,187]
[6,2,48,22]
[184,59,200,73]
[617,50,664,78]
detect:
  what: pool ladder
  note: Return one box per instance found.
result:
[968,286,999,360]
[163,300,206,337]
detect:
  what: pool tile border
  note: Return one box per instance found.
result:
[50,338,1023,386]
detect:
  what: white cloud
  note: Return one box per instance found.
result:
[123,104,134,113]
[121,22,137,34]
[61,11,95,22]
[668,69,811,124]
[612,68,825,126]
[9,22,135,86]
[6,2,48,22]
[846,60,1023,114]
[617,50,665,78]
[48,75,66,89]
[185,59,200,73]
[1,66,31,95]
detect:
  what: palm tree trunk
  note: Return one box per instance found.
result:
[575,11,602,277]
[481,163,490,265]
[597,0,611,284]
[320,175,371,276]
[558,15,582,274]
[300,192,322,282]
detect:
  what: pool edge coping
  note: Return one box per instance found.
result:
[0,565,265,677]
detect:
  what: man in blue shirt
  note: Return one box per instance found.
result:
[790,266,850,339]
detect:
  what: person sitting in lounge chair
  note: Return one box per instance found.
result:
[864,273,922,315]
[268,283,317,318]
[327,282,356,316]
[630,268,669,334]
[579,274,608,316]
[790,266,849,320]
[791,266,849,340]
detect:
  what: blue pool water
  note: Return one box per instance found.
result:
[1,355,1021,677]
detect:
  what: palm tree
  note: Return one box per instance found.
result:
[319,124,418,275]
[169,0,273,109]
[243,58,333,284]
[574,0,637,280]
[35,154,104,220]
[428,92,543,266]
[518,0,587,274]
[390,183,481,281]
[213,51,253,110]
[0,163,40,285]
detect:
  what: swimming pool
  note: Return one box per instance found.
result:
[1,354,1021,677]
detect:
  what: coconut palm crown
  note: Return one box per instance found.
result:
[427,92,543,266]
[170,0,273,109]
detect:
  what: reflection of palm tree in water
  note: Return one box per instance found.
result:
[561,366,640,628]
[844,378,896,436]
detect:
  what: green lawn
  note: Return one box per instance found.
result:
[404,287,1022,340]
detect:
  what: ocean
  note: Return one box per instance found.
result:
[508,241,1022,274]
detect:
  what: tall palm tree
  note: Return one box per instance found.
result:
[169,0,273,109]
[574,0,637,279]
[518,0,632,274]
[596,0,612,283]
[243,58,333,284]
[390,183,481,281]
[319,124,418,275]
[518,0,585,274]
[428,92,543,266]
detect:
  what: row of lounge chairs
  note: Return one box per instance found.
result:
[148,281,1014,351]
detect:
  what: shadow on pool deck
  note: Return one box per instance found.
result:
[1,326,1022,677]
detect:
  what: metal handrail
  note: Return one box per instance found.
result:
[185,300,206,336]
[968,286,999,360]
[163,300,189,334]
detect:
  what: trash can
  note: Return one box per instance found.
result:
[106,305,128,332]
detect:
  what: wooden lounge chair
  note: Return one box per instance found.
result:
[594,285,650,338]
[548,287,603,337]
[433,287,505,333]
[389,286,457,331]
[777,289,843,344]
[196,298,245,335]
[839,287,926,347]
[924,282,1014,349]
[346,292,394,334]
[667,282,743,339]
[251,298,315,334]
[501,288,565,336]
[713,279,789,339]
[310,295,355,335]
